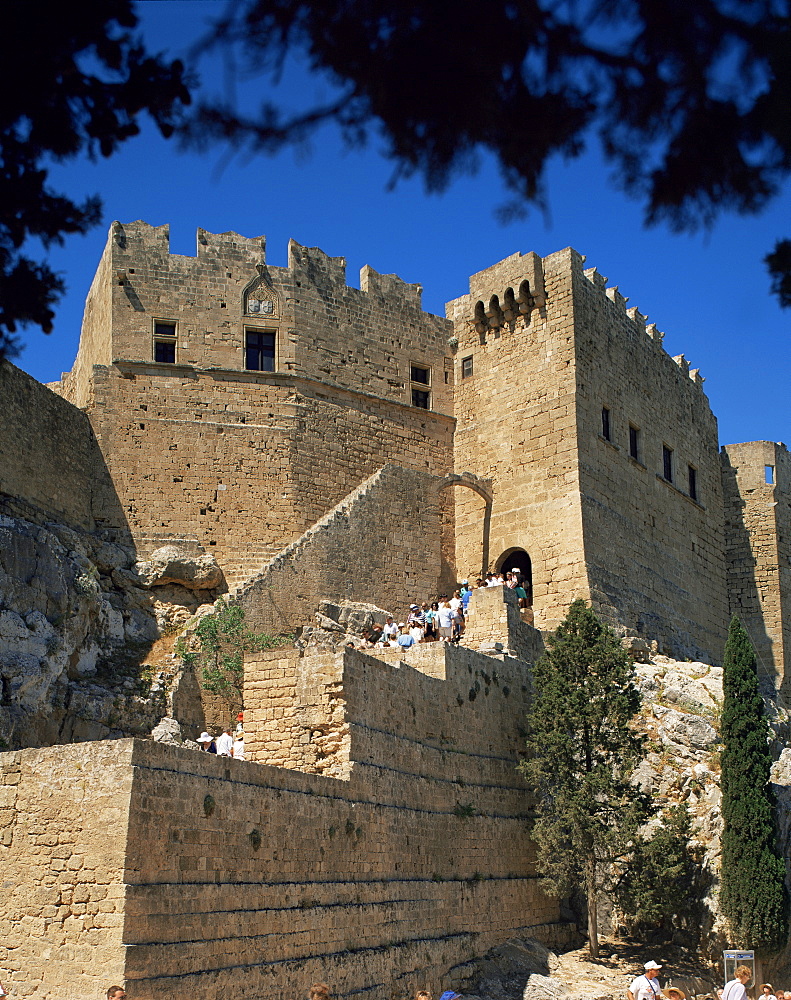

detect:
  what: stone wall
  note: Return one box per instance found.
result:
[0,637,572,999]
[73,364,454,590]
[0,361,126,535]
[721,441,791,695]
[0,742,133,998]
[447,249,588,632]
[54,221,454,416]
[572,259,728,663]
[235,464,442,635]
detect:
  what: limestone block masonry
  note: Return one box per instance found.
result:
[0,633,575,1000]
[22,220,785,681]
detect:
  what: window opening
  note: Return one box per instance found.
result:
[601,406,611,441]
[153,320,177,363]
[765,465,775,485]
[246,330,275,372]
[412,388,430,409]
[663,444,673,482]
[410,364,430,385]
[688,465,698,501]
[462,356,474,379]
[629,425,640,461]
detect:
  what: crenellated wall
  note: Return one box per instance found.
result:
[572,257,728,662]
[721,441,791,694]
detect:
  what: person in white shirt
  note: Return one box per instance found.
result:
[233,731,245,760]
[216,727,234,756]
[382,615,398,640]
[628,962,662,1000]
[722,967,752,1000]
[437,599,454,641]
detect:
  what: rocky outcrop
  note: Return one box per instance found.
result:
[136,544,224,592]
[0,513,218,750]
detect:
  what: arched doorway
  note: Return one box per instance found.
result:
[496,547,533,606]
[436,474,493,594]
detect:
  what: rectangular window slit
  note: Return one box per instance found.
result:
[601,406,611,441]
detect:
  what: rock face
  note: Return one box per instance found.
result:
[136,544,224,591]
[0,513,218,750]
[296,599,392,651]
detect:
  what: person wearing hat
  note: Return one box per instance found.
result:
[761,986,777,1000]
[382,614,398,641]
[397,623,416,649]
[233,728,245,761]
[197,731,217,753]
[665,989,686,1000]
[628,962,663,1000]
[438,992,461,1000]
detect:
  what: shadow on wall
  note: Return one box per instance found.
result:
[0,361,212,749]
[720,450,779,697]
[236,465,445,635]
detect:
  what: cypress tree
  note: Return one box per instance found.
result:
[520,599,646,958]
[719,616,787,951]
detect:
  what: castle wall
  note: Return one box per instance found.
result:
[447,248,588,631]
[0,742,133,998]
[0,641,570,999]
[50,222,457,591]
[0,361,126,535]
[721,441,791,695]
[572,262,728,662]
[78,365,453,589]
[235,465,442,635]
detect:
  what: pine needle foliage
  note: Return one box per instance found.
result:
[616,804,701,937]
[519,599,646,957]
[719,616,787,952]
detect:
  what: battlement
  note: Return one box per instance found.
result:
[581,257,707,391]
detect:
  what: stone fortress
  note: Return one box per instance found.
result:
[0,220,789,998]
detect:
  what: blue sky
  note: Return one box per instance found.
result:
[14,0,790,448]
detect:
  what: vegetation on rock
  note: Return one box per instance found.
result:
[178,598,290,702]
[519,599,646,958]
[719,616,787,952]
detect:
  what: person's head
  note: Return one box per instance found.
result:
[309,985,331,1000]
[107,988,126,1000]
[431,602,438,610]
[762,986,773,995]
[644,961,661,978]
[775,991,784,999]
[415,992,433,1000]
[736,968,752,984]
[421,602,428,610]
[197,732,213,746]
[666,990,686,1000]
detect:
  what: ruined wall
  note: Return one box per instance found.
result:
[235,465,442,634]
[0,637,571,1000]
[721,441,791,695]
[572,261,728,662]
[0,742,133,998]
[447,249,587,631]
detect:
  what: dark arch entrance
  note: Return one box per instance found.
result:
[495,547,533,606]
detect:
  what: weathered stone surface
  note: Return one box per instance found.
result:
[136,544,224,591]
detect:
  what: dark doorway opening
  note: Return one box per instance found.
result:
[496,548,533,606]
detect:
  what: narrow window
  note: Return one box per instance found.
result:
[410,363,431,408]
[629,425,640,462]
[766,465,775,485]
[688,465,698,502]
[153,320,177,363]
[601,406,611,441]
[663,444,673,483]
[245,330,275,372]
[461,356,474,379]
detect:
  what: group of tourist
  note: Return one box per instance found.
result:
[350,569,530,651]
[196,716,245,759]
